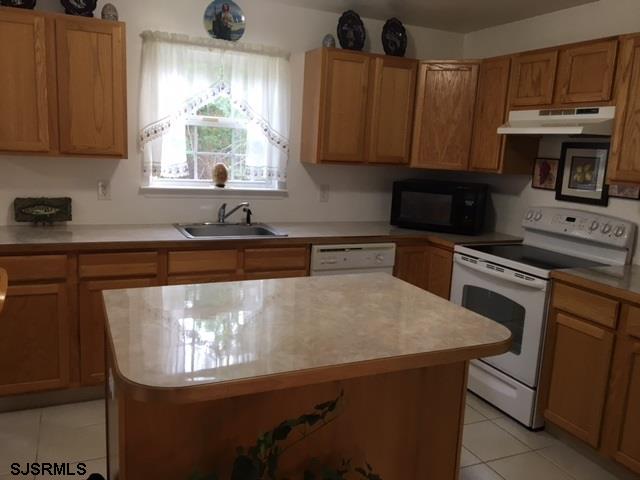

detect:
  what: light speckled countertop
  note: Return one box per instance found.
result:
[104,273,511,399]
[0,222,521,252]
[553,265,640,304]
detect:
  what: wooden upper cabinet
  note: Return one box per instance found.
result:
[319,50,370,163]
[554,39,618,104]
[608,35,640,184]
[411,61,479,171]
[56,18,127,157]
[509,50,558,107]
[0,9,52,153]
[301,48,417,165]
[367,56,417,164]
[545,312,615,448]
[469,57,510,172]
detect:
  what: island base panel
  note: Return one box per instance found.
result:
[107,362,468,480]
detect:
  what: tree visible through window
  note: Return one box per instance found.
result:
[164,97,260,185]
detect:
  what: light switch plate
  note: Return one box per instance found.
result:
[97,180,111,200]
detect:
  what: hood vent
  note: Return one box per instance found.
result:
[497,106,616,135]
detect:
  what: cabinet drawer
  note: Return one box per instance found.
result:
[244,270,308,281]
[0,255,67,282]
[79,252,158,279]
[624,305,640,339]
[552,282,619,328]
[168,250,239,275]
[244,247,309,273]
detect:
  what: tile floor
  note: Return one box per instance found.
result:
[461,393,630,480]
[0,393,632,479]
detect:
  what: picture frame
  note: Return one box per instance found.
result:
[609,183,640,200]
[532,157,560,190]
[556,142,610,206]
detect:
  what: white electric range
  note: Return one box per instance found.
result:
[450,207,636,428]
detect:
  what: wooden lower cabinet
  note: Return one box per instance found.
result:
[544,312,614,447]
[0,283,70,395]
[604,334,640,472]
[79,277,157,385]
[544,280,640,475]
[394,244,453,299]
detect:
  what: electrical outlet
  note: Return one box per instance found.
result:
[320,184,330,203]
[97,180,111,200]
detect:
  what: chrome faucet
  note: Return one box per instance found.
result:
[217,202,251,224]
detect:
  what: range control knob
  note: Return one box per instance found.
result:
[602,224,612,234]
[375,254,385,264]
[534,212,543,221]
[526,211,534,220]
[615,226,626,237]
[589,221,600,231]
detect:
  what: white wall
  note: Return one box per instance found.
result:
[0,0,462,226]
[460,0,640,262]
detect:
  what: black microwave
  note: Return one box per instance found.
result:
[390,180,488,235]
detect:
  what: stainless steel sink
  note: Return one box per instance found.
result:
[175,223,288,239]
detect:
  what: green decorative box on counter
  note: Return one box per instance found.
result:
[14,197,72,224]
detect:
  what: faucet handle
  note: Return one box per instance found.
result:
[243,207,253,225]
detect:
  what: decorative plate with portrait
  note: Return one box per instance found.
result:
[60,0,97,16]
[1,0,37,9]
[204,0,246,42]
[337,10,366,51]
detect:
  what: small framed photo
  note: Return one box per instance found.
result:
[556,142,610,206]
[532,158,559,190]
[609,184,640,200]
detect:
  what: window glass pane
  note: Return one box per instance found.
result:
[461,286,525,355]
[197,97,232,117]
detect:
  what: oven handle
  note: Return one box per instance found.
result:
[454,255,548,290]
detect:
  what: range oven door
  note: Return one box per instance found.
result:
[450,254,549,388]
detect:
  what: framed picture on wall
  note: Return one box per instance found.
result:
[532,158,559,190]
[556,142,610,206]
[609,184,640,200]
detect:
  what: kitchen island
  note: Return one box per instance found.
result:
[103,273,510,480]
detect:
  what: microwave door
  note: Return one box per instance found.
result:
[450,255,549,388]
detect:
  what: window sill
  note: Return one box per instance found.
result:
[139,185,288,198]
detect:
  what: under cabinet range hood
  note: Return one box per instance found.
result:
[497,106,616,135]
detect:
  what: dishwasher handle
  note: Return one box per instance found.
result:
[454,255,548,291]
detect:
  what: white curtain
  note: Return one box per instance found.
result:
[138,31,291,184]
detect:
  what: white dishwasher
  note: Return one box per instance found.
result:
[310,243,396,276]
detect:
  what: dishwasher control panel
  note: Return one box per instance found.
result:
[310,243,396,274]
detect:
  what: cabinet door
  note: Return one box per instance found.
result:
[545,312,614,447]
[469,57,511,172]
[605,335,640,474]
[367,57,417,164]
[394,246,428,290]
[510,51,558,107]
[0,9,51,152]
[56,18,126,156]
[79,277,156,385]
[426,247,453,299]
[555,40,617,104]
[608,36,640,183]
[411,62,478,171]
[319,50,370,162]
[0,283,70,395]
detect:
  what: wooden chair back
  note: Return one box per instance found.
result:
[0,268,7,315]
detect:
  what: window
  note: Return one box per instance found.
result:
[139,31,291,191]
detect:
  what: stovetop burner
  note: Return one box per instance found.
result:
[468,244,605,271]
